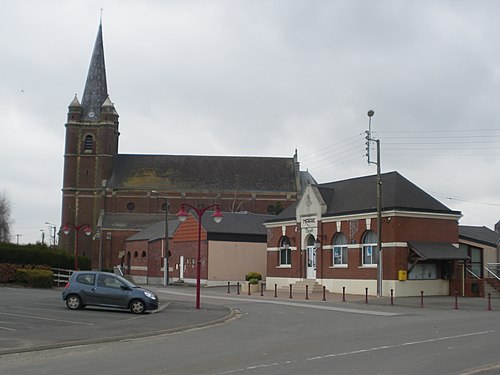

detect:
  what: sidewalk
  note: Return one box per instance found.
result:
[184,283,499,312]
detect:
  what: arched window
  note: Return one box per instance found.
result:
[279,236,291,266]
[362,231,378,265]
[333,233,348,265]
[84,134,93,152]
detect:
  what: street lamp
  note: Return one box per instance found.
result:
[62,223,92,270]
[176,203,223,309]
[152,191,170,286]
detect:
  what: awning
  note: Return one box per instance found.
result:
[408,241,469,261]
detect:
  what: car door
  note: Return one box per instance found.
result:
[93,274,131,308]
[75,273,99,305]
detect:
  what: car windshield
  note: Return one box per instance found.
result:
[114,274,138,288]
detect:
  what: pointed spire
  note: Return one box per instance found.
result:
[81,20,108,122]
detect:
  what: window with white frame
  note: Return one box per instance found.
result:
[333,233,348,265]
[362,231,378,265]
[280,236,291,266]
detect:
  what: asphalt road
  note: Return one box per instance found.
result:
[1,286,500,375]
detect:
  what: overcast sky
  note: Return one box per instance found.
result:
[2,0,499,244]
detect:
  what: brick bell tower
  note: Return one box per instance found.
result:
[60,21,119,267]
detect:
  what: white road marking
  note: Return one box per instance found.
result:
[307,330,496,361]
[216,330,496,374]
[0,312,94,326]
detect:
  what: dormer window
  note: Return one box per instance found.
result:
[84,135,94,153]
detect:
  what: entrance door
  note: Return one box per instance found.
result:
[179,256,185,279]
[306,246,316,279]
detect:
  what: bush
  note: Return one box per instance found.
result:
[245,272,262,282]
[0,263,17,283]
[16,268,53,288]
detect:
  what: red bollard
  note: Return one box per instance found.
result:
[342,286,346,302]
[454,290,459,309]
[420,291,424,307]
[305,284,309,300]
[365,287,369,304]
[488,293,492,311]
[274,283,278,298]
[390,288,394,305]
[322,286,326,301]
[289,284,293,299]
[260,283,264,296]
[237,282,240,295]
[227,281,230,294]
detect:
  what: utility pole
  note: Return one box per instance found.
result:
[366,110,383,297]
[152,191,170,286]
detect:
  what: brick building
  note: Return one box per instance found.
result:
[125,212,272,285]
[60,22,314,270]
[264,172,467,297]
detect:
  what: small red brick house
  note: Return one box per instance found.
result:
[125,212,273,285]
[264,171,467,297]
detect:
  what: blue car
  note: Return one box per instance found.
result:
[62,271,159,314]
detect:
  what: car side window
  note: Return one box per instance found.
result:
[97,275,124,289]
[76,274,95,286]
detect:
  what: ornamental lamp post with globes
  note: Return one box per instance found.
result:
[62,223,92,270]
[176,203,223,309]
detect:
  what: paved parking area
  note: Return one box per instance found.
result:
[0,286,233,355]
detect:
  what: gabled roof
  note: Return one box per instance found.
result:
[126,219,180,242]
[319,171,458,217]
[199,211,275,235]
[107,154,298,193]
[81,21,108,121]
[267,171,459,223]
[459,225,500,247]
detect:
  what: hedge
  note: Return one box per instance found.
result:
[15,268,54,288]
[0,243,90,270]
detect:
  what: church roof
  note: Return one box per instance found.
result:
[107,154,298,193]
[81,21,108,122]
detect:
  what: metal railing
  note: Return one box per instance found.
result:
[485,263,500,281]
[465,267,481,279]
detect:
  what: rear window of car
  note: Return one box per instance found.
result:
[76,274,96,286]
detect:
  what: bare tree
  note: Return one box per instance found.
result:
[0,190,13,243]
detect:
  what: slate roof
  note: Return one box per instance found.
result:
[199,211,274,235]
[126,219,180,242]
[408,241,469,260]
[459,226,500,247]
[125,211,273,243]
[102,213,167,231]
[270,171,459,222]
[319,171,457,217]
[107,154,298,192]
[81,22,108,122]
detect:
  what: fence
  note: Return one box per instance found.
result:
[52,268,73,286]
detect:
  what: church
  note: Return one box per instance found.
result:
[60,22,314,270]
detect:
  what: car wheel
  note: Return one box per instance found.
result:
[130,299,146,314]
[66,295,82,310]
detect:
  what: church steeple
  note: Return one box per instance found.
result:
[81,21,108,122]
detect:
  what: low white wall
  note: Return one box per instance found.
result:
[268,277,450,297]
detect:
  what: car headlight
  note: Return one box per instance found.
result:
[144,291,157,300]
